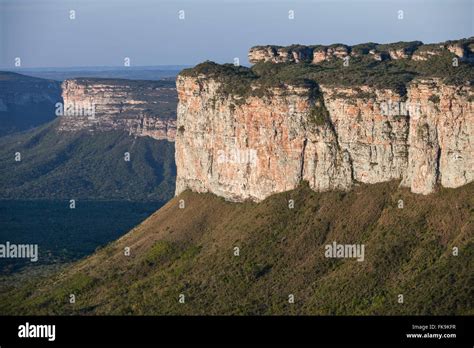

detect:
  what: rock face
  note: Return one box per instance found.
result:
[175,78,350,201]
[175,75,473,201]
[58,78,177,141]
[401,80,473,193]
[248,38,474,64]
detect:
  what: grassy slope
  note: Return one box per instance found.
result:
[1,181,472,315]
[0,71,61,136]
[0,121,176,202]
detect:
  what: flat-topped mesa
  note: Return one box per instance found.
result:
[176,41,474,201]
[248,38,474,64]
[57,78,177,141]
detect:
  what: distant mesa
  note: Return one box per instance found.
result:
[248,38,474,64]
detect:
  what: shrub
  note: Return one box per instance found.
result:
[428,95,440,104]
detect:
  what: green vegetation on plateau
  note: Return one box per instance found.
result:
[1,181,472,315]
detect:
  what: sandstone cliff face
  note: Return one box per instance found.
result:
[175,75,473,201]
[175,77,352,201]
[58,78,177,141]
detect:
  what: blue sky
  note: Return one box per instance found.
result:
[0,0,472,68]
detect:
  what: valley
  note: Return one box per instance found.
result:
[2,1,474,344]
[0,72,61,136]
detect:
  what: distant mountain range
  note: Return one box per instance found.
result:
[1,66,189,82]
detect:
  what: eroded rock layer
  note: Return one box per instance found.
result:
[175,75,473,201]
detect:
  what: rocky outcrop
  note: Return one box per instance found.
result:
[175,74,473,201]
[57,78,177,141]
[175,77,350,201]
[248,45,314,64]
[249,38,474,64]
[312,45,350,63]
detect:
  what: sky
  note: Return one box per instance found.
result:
[0,0,472,68]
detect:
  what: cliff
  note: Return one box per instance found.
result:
[0,122,176,201]
[3,181,472,315]
[175,40,473,201]
[57,78,177,141]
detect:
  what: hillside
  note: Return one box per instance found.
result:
[0,71,61,136]
[0,120,176,201]
[1,181,472,315]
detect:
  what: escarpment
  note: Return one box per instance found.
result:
[175,39,473,201]
[57,78,177,141]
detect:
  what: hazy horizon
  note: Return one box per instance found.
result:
[1,0,473,69]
